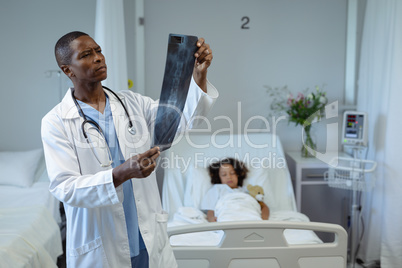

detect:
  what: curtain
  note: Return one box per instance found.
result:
[95,0,128,91]
[357,0,402,267]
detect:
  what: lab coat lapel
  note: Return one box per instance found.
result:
[60,88,81,119]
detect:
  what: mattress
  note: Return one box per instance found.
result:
[0,206,63,268]
[0,181,61,224]
[0,152,63,267]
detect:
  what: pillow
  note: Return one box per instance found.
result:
[34,164,50,182]
[0,148,44,187]
[33,154,50,182]
[245,165,295,212]
[183,164,212,209]
[244,166,277,210]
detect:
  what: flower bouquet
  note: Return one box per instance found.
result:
[265,85,328,157]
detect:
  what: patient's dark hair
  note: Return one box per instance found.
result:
[208,158,249,187]
[55,31,89,67]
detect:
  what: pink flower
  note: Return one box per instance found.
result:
[296,93,304,101]
[287,93,294,106]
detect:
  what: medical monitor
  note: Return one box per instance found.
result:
[342,111,368,147]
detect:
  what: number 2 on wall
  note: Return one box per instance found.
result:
[241,16,250,29]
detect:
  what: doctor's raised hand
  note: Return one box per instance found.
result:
[112,147,161,187]
[112,38,213,188]
[193,37,213,93]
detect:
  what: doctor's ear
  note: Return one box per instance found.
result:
[60,65,75,78]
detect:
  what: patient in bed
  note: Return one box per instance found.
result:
[200,158,270,222]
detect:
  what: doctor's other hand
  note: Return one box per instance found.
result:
[193,37,213,93]
[112,147,160,187]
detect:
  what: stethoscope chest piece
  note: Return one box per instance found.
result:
[128,126,136,135]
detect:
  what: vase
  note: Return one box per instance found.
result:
[301,125,317,158]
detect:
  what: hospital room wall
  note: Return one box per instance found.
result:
[0,0,97,151]
[0,0,138,151]
[143,0,349,153]
[0,0,359,155]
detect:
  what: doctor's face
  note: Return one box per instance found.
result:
[219,164,239,189]
[67,35,107,83]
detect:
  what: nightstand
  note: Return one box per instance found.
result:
[286,151,350,241]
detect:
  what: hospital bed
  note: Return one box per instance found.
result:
[0,149,63,268]
[162,132,347,267]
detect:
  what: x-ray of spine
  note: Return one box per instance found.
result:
[153,34,198,151]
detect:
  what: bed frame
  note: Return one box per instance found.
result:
[168,221,347,268]
[162,132,348,267]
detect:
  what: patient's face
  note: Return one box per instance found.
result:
[219,164,238,189]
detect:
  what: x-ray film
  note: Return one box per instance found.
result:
[152,34,198,151]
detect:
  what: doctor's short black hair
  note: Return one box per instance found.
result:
[208,158,249,187]
[55,31,89,67]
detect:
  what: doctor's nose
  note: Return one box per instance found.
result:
[94,53,104,63]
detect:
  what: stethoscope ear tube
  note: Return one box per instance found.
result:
[81,121,88,139]
[82,119,104,139]
[102,86,135,132]
[72,87,135,137]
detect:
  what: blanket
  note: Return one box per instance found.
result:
[168,207,322,246]
[215,192,261,222]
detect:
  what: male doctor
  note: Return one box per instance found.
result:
[41,31,218,268]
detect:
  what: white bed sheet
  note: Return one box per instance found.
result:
[0,181,61,224]
[0,206,63,268]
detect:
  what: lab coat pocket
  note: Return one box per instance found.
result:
[155,211,169,253]
[155,212,177,267]
[68,237,110,268]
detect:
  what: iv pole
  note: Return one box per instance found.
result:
[329,144,375,268]
[325,108,376,268]
[349,147,362,268]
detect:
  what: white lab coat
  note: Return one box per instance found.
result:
[41,78,218,268]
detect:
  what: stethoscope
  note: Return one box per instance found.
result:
[71,86,136,167]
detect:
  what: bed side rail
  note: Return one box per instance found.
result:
[168,221,347,268]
